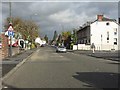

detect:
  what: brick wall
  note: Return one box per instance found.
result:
[1,32,9,59]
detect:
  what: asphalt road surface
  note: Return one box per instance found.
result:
[2,49,35,77]
[2,46,119,89]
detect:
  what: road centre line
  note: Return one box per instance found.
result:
[67,52,80,56]
[50,55,63,58]
[36,49,40,52]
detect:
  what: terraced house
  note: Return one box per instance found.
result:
[77,15,120,51]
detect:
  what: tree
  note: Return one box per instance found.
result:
[57,34,62,43]
[52,30,58,45]
[53,30,58,41]
[56,34,62,46]
[44,35,48,43]
[61,31,71,49]
[72,29,77,44]
[62,31,71,41]
[4,17,39,43]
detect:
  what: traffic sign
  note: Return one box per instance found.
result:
[8,25,14,31]
[8,31,14,36]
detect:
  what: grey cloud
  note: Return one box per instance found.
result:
[69,2,118,20]
[1,1,119,39]
[118,1,120,18]
[2,0,120,2]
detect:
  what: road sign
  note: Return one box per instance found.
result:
[8,25,14,31]
[8,31,14,36]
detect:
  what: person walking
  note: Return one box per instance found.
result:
[91,43,95,53]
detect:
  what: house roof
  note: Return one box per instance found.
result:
[96,16,120,25]
[77,15,120,33]
[91,17,120,26]
[77,25,90,33]
[98,17,116,21]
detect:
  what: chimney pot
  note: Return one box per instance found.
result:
[97,15,103,21]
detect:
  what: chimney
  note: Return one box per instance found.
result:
[97,15,103,21]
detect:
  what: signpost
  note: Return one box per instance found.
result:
[7,25,14,57]
[8,1,13,57]
[8,31,14,36]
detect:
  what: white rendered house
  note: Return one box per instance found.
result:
[90,15,119,50]
[77,15,120,51]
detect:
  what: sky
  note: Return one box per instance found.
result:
[1,0,120,39]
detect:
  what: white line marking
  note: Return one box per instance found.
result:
[36,49,40,52]
[3,86,8,88]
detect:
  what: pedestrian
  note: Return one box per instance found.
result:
[91,43,95,53]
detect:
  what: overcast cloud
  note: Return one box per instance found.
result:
[1,0,119,39]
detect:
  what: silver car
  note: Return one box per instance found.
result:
[56,46,67,53]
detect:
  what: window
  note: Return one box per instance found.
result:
[114,38,117,45]
[106,22,109,25]
[85,40,87,44]
[89,39,90,43]
[114,28,117,35]
[107,31,109,40]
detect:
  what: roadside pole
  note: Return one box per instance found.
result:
[8,25,14,57]
[9,1,13,57]
[9,35,12,57]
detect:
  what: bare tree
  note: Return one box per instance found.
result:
[4,17,39,42]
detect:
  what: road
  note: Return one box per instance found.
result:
[2,46,119,89]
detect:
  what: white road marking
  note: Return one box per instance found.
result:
[50,56,63,57]
[36,49,40,52]
[95,68,100,71]
[52,53,58,55]
[68,52,80,56]
[58,55,64,57]
[44,50,53,51]
[3,86,8,88]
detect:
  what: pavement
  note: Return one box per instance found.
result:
[2,48,37,77]
[51,45,119,62]
[72,50,119,62]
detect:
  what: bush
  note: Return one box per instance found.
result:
[31,43,36,49]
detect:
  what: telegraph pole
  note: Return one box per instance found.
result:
[9,2,11,20]
[9,1,12,57]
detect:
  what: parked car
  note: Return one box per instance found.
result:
[41,44,45,47]
[56,46,67,53]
